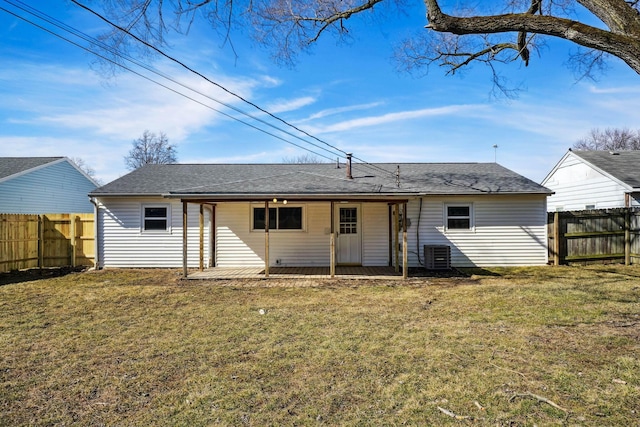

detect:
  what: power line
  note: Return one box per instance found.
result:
[0,3,338,162]
[70,1,351,156]
[3,0,397,177]
[67,0,397,178]
[4,0,345,162]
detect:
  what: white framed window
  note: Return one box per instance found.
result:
[444,203,473,231]
[142,204,171,232]
[252,205,305,231]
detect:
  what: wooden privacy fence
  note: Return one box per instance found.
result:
[0,213,95,273]
[548,208,640,265]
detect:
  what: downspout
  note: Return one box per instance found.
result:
[210,204,216,267]
[416,198,423,266]
[388,204,392,267]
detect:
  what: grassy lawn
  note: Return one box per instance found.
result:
[1,266,639,426]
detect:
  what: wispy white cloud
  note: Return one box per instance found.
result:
[299,102,384,122]
[474,86,640,145]
[266,96,317,114]
[258,75,282,88]
[586,83,640,94]
[0,58,291,181]
[310,104,487,133]
[6,60,275,142]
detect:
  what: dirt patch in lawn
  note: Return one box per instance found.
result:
[0,266,89,286]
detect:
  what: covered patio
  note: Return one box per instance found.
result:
[180,199,410,279]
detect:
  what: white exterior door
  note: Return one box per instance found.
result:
[336,204,362,265]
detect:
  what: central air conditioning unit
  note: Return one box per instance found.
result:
[424,245,451,270]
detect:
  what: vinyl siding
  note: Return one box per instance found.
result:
[362,203,390,266]
[97,197,547,268]
[215,202,391,267]
[405,195,548,267]
[0,160,96,213]
[544,154,629,211]
[216,202,332,267]
[97,198,210,268]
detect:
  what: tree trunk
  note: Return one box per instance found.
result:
[424,0,640,74]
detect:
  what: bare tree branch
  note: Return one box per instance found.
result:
[84,0,640,95]
[574,128,640,150]
[423,0,640,73]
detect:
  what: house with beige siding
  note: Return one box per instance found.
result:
[89,160,552,273]
[542,149,640,211]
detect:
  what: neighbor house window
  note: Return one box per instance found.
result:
[253,206,303,230]
[142,205,170,232]
[445,204,473,230]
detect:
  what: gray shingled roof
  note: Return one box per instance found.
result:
[571,150,640,188]
[0,157,63,181]
[91,162,550,198]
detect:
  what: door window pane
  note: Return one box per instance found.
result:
[339,208,357,234]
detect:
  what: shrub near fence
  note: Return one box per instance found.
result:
[0,213,95,273]
[548,208,640,265]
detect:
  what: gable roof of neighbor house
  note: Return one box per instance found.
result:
[91,162,551,199]
[568,150,640,189]
[0,157,66,182]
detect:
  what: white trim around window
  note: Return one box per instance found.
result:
[141,204,171,233]
[444,203,474,232]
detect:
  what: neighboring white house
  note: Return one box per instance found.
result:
[0,157,98,214]
[89,161,552,270]
[542,149,640,211]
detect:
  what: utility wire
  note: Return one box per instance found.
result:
[70,1,349,155]
[5,0,345,161]
[3,0,397,178]
[68,0,397,178]
[0,3,337,162]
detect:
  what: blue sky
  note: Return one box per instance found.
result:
[1,1,639,184]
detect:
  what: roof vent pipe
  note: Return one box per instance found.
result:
[346,153,353,179]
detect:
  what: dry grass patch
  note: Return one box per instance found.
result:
[1,266,639,425]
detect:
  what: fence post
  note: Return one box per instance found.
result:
[38,215,44,271]
[553,211,561,266]
[625,208,631,266]
[70,215,77,267]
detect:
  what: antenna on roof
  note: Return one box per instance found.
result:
[493,144,498,163]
